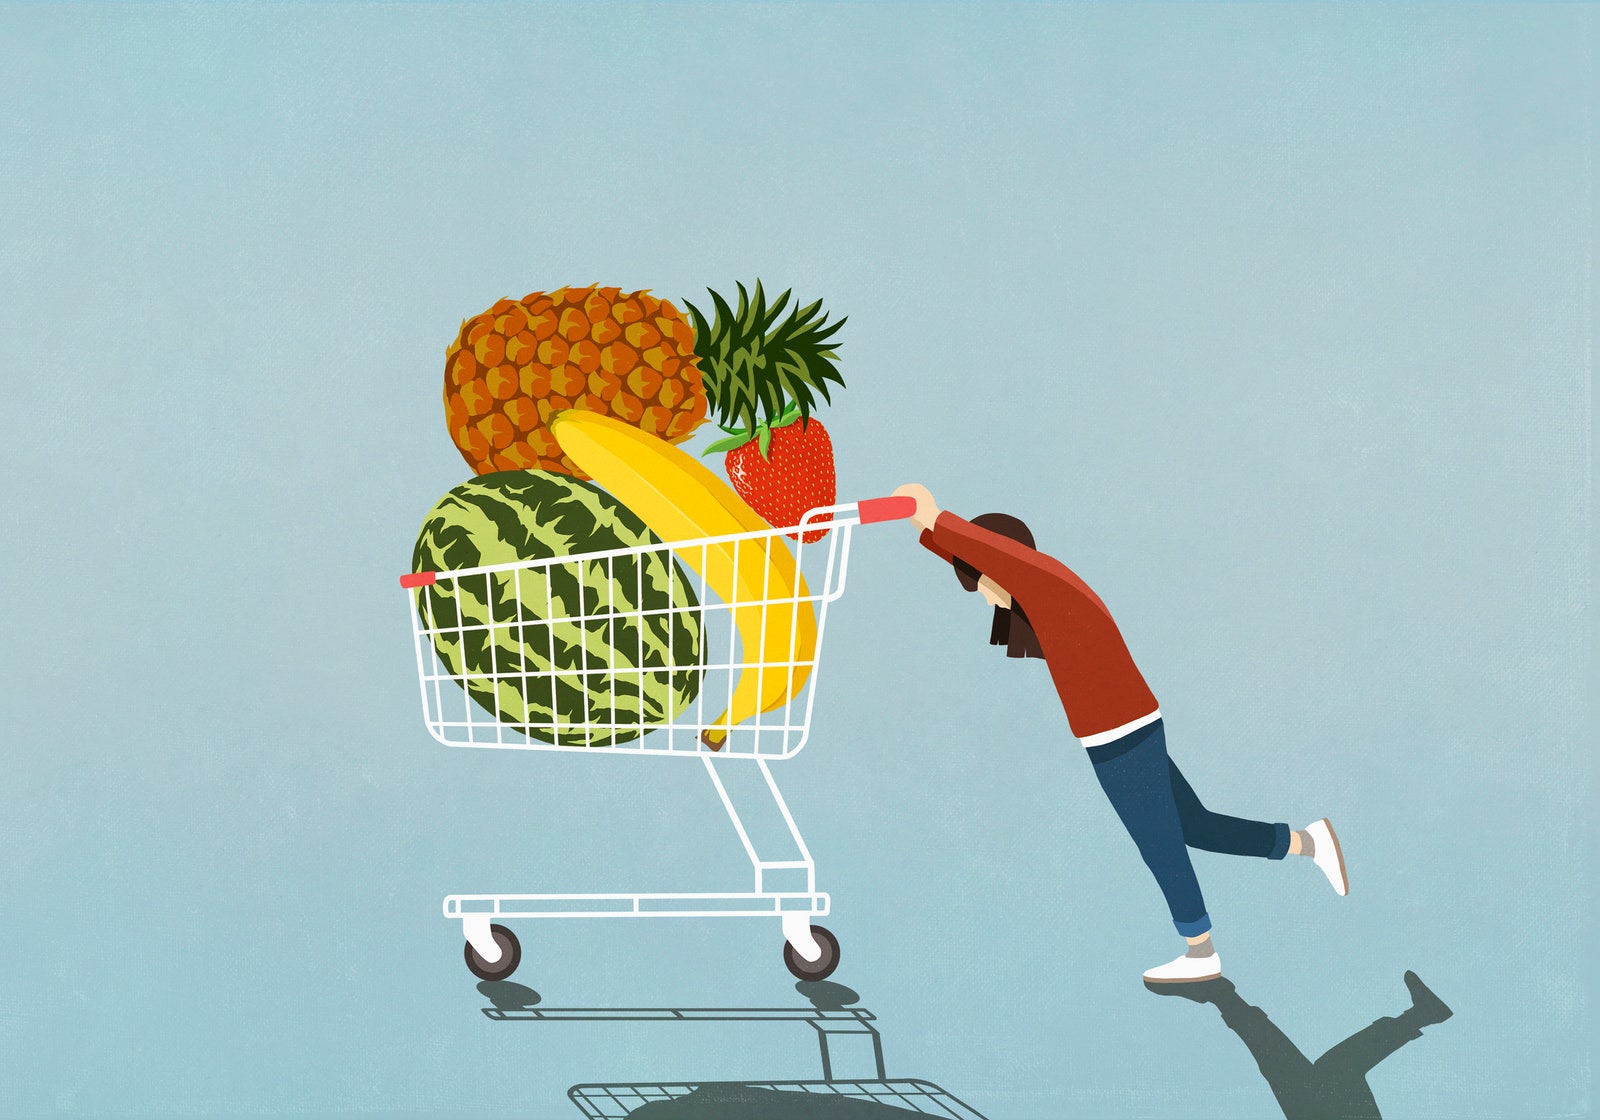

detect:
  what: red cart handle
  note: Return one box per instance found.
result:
[856,495,918,524]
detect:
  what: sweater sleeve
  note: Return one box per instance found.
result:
[925,512,1055,603]
[918,527,955,564]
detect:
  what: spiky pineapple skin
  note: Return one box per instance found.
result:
[444,286,709,477]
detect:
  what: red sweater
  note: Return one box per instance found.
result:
[920,512,1159,742]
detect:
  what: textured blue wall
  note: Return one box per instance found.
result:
[1,4,1591,1116]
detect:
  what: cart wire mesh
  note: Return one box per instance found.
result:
[404,514,858,760]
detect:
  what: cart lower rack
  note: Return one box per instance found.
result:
[401,496,915,982]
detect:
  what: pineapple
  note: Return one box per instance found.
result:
[444,285,709,477]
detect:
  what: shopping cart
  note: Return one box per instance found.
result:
[400,495,916,984]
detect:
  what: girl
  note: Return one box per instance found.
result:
[893,483,1348,983]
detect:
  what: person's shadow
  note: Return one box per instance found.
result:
[1146,970,1453,1120]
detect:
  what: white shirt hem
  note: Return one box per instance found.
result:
[1078,708,1163,748]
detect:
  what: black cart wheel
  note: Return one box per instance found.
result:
[464,924,521,981]
[783,924,840,982]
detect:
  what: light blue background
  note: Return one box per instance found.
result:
[2,3,1592,1117]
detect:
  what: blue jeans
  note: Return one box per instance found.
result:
[1087,719,1290,937]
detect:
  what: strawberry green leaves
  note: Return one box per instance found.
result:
[703,402,806,459]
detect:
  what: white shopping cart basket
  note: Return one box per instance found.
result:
[400,495,916,984]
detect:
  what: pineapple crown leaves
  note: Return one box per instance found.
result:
[684,280,846,455]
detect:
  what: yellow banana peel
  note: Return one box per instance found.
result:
[549,410,818,749]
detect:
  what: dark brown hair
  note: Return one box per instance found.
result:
[952,513,1044,660]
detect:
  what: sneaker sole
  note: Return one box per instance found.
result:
[1143,971,1223,984]
[1318,817,1349,896]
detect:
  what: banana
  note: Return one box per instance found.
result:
[549,410,818,749]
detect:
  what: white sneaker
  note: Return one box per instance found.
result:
[1305,818,1348,896]
[1143,950,1223,984]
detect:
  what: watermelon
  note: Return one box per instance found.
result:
[411,471,703,746]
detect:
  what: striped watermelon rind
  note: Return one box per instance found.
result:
[412,471,703,746]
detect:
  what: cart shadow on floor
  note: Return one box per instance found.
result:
[478,979,544,1011]
[476,979,990,1118]
[1144,970,1455,1120]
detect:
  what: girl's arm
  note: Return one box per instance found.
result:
[891,483,1053,600]
[927,511,1054,600]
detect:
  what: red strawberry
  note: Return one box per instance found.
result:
[718,417,837,543]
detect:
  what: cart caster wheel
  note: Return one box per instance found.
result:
[464,924,521,981]
[783,924,840,982]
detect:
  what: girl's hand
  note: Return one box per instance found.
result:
[892,483,941,532]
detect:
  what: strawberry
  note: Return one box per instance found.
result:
[713,411,838,542]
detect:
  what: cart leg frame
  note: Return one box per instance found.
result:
[463,914,503,964]
[445,755,835,977]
